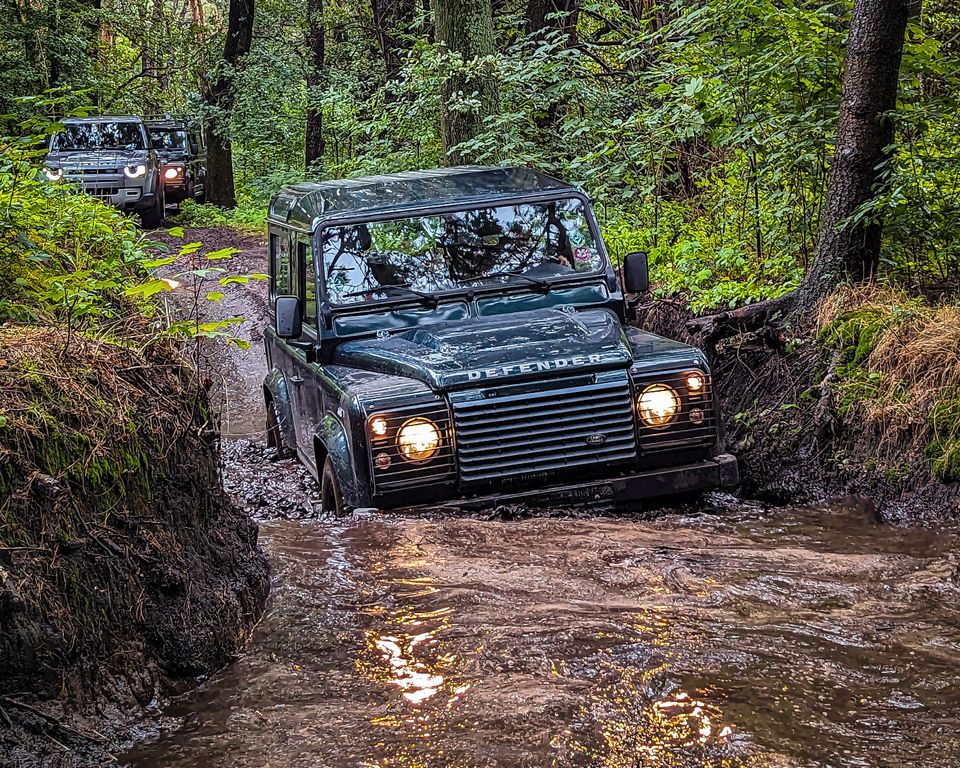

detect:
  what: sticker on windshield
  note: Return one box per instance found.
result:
[574,246,593,263]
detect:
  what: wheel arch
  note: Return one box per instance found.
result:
[263,369,296,453]
[314,414,366,507]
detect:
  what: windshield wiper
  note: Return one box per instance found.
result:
[467,271,552,291]
[342,283,439,308]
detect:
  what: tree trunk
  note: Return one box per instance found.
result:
[687,0,913,342]
[433,0,498,165]
[371,0,414,88]
[202,0,255,208]
[524,0,578,45]
[798,0,912,308]
[305,0,325,168]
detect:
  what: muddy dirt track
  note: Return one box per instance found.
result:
[124,228,960,767]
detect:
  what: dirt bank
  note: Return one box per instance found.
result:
[635,298,960,525]
[0,326,270,767]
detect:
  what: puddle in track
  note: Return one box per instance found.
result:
[121,503,960,767]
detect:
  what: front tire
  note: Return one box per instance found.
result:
[139,191,163,229]
[321,457,348,517]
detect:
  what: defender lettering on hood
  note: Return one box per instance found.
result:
[262,166,739,514]
[466,353,608,381]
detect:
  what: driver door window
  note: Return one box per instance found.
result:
[299,240,316,328]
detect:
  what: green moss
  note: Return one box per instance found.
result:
[928,389,960,482]
[820,306,893,365]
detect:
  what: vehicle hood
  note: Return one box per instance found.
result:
[333,308,633,390]
[45,149,149,169]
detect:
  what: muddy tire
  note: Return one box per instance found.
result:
[265,398,292,459]
[140,190,164,229]
[321,457,348,517]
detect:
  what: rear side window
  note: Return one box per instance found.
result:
[300,241,316,327]
[270,232,291,300]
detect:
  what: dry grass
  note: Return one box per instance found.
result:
[817,285,960,479]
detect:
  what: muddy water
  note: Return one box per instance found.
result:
[122,503,960,767]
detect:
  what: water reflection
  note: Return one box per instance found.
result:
[562,665,752,768]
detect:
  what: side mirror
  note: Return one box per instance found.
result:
[275,295,303,339]
[189,143,199,155]
[622,251,649,294]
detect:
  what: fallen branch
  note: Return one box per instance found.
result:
[0,695,105,746]
[686,293,798,345]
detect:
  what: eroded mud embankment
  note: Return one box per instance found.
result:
[638,299,960,524]
[0,327,270,767]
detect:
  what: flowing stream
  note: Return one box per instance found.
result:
[121,501,960,767]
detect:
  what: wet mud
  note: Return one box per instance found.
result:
[121,503,960,768]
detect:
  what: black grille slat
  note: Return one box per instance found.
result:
[452,371,637,487]
[457,415,631,448]
[453,379,629,412]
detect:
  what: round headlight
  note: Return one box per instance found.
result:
[163,166,181,180]
[124,164,147,179]
[685,371,705,392]
[44,166,63,181]
[638,384,680,428]
[396,417,441,462]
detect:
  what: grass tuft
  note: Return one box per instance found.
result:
[818,285,960,481]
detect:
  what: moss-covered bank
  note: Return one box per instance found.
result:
[0,326,269,765]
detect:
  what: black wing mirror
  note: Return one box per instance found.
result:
[622,251,649,294]
[275,295,303,339]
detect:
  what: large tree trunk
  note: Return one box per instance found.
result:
[433,0,498,165]
[371,0,414,88]
[687,0,912,342]
[797,0,912,308]
[203,0,255,208]
[304,0,325,168]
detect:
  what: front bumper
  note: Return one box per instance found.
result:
[379,454,739,512]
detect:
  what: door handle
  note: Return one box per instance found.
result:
[289,375,304,385]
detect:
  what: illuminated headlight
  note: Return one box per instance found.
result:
[368,415,388,437]
[685,371,705,392]
[44,166,63,181]
[163,166,182,180]
[638,384,680,428]
[123,164,147,179]
[396,417,441,462]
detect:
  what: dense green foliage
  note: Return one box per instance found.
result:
[0,134,148,329]
[2,0,958,309]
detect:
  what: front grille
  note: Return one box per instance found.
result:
[367,398,456,492]
[67,168,120,176]
[451,370,637,487]
[85,186,119,198]
[634,369,716,454]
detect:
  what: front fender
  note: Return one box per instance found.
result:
[315,414,369,508]
[263,368,296,453]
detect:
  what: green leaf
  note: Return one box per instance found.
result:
[142,256,178,268]
[206,247,240,260]
[206,291,226,302]
[166,226,185,239]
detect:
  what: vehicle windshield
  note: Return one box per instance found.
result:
[50,122,145,151]
[149,128,189,152]
[322,198,603,305]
